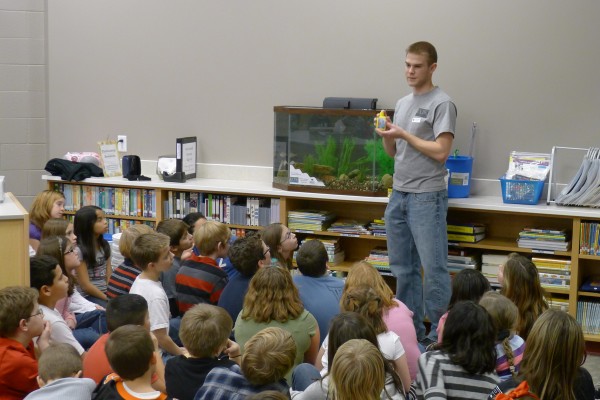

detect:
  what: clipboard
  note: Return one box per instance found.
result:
[176,136,197,179]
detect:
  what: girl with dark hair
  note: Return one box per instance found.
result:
[436,268,491,345]
[74,205,111,306]
[414,301,500,398]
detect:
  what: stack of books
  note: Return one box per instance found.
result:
[548,296,569,312]
[288,210,336,232]
[365,247,391,275]
[446,250,480,273]
[517,228,570,252]
[294,237,345,265]
[327,219,371,236]
[447,223,486,243]
[368,218,386,237]
[580,221,600,255]
[481,253,509,286]
[532,257,571,289]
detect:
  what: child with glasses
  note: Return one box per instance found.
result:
[0,286,51,399]
[262,223,298,270]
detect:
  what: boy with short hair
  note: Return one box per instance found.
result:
[165,304,241,400]
[218,234,271,323]
[156,218,194,317]
[83,294,153,384]
[293,239,344,345]
[93,325,167,400]
[107,224,154,298]
[0,286,51,399]
[30,254,86,356]
[175,221,230,312]
[24,343,95,400]
[196,327,295,399]
[130,232,185,358]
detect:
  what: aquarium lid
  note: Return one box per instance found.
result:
[323,97,378,110]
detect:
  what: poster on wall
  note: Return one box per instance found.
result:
[176,136,197,179]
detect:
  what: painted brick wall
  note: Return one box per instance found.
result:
[0,0,47,210]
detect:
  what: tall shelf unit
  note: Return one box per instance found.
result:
[45,176,600,342]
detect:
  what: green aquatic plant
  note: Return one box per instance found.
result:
[302,154,316,176]
[337,137,356,176]
[315,136,338,171]
[362,139,395,179]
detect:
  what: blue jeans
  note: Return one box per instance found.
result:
[74,309,108,349]
[384,189,451,341]
[292,363,322,391]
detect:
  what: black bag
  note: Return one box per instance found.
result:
[45,158,104,181]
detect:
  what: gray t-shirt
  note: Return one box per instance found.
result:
[392,86,457,192]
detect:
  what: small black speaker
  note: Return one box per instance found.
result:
[122,155,141,178]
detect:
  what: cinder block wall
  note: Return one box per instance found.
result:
[0,0,47,210]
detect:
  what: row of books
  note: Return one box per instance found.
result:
[106,219,154,234]
[368,218,386,237]
[53,183,157,218]
[327,220,371,236]
[447,249,480,273]
[447,223,486,243]
[580,221,600,255]
[517,227,570,252]
[164,191,280,226]
[577,300,600,335]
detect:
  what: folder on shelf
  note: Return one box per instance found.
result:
[447,232,485,243]
[447,223,486,234]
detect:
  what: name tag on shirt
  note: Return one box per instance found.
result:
[412,117,422,123]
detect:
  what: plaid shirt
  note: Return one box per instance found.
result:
[194,364,290,400]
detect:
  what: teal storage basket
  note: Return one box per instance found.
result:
[500,176,544,205]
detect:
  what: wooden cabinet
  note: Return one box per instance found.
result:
[0,193,30,288]
[45,176,600,341]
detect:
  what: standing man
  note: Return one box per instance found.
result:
[375,41,456,346]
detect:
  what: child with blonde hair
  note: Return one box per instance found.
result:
[329,339,386,400]
[175,221,230,312]
[499,253,548,340]
[41,218,77,244]
[29,189,65,250]
[107,224,154,298]
[479,291,525,381]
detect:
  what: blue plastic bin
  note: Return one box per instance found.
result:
[499,176,544,205]
[446,156,473,198]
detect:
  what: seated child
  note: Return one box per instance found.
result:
[0,286,51,399]
[165,304,241,400]
[195,327,296,399]
[293,239,344,346]
[175,221,230,312]
[479,291,525,381]
[93,325,167,400]
[83,294,154,384]
[30,255,85,356]
[130,232,185,358]
[329,339,387,400]
[24,343,96,400]
[107,224,154,298]
[157,218,194,317]
[218,234,271,323]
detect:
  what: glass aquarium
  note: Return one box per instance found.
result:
[273,106,395,196]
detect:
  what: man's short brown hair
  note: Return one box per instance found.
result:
[241,327,296,386]
[406,41,438,65]
[0,286,38,337]
[106,325,154,380]
[179,304,232,358]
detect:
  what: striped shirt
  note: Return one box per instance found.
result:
[175,255,228,313]
[414,350,500,399]
[495,335,525,381]
[106,258,141,298]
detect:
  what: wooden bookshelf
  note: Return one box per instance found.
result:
[0,193,30,288]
